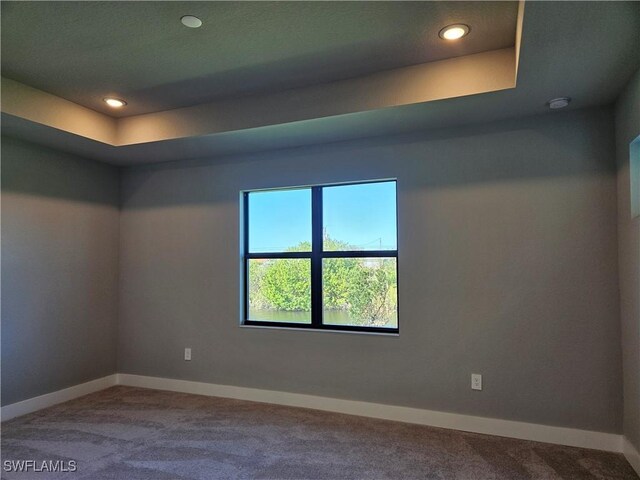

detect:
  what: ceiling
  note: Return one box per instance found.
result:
[1,1,639,166]
[1,1,518,117]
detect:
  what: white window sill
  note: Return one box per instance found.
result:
[239,324,399,337]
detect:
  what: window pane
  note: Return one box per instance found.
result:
[248,189,311,253]
[248,258,311,324]
[323,257,397,329]
[323,182,397,251]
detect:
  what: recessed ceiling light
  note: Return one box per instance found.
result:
[547,97,571,109]
[439,24,470,41]
[103,98,127,108]
[181,15,202,28]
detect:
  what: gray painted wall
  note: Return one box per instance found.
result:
[1,136,120,406]
[119,107,622,433]
[616,69,640,450]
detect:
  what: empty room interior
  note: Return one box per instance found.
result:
[2,1,640,479]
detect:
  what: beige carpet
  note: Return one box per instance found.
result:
[1,386,637,479]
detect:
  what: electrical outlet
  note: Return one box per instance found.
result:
[471,373,482,391]
[184,348,192,361]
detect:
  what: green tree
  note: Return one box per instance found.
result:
[346,258,397,326]
[260,258,311,311]
[323,257,360,309]
[248,260,270,309]
[322,238,360,310]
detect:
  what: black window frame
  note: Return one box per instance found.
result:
[242,179,399,334]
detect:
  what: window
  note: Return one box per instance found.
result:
[243,180,398,333]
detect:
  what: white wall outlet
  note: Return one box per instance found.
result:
[471,373,482,391]
[184,348,192,361]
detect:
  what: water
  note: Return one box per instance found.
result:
[248,308,397,328]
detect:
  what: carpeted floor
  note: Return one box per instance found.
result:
[1,386,637,480]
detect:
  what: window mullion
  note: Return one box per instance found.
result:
[243,192,250,324]
[311,187,323,327]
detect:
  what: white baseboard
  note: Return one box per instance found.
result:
[1,374,118,421]
[1,373,626,455]
[624,437,640,476]
[117,373,623,453]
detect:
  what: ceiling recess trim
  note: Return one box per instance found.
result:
[1,1,524,158]
[2,77,117,145]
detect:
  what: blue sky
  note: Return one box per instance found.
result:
[248,181,397,252]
